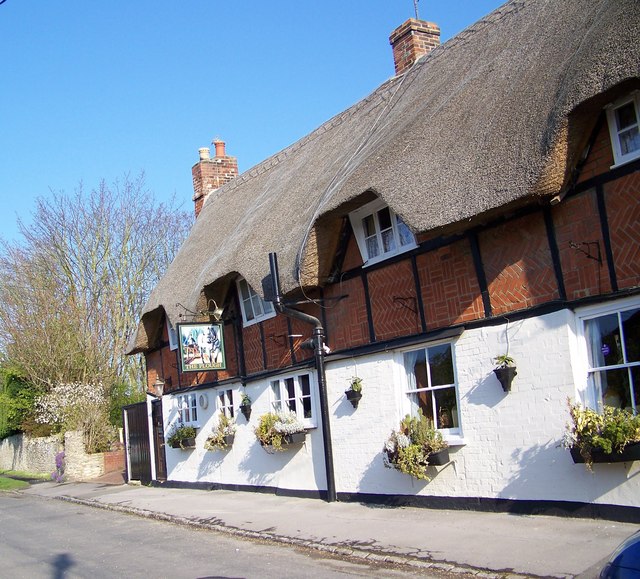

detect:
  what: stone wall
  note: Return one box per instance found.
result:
[0,431,125,481]
[0,433,60,474]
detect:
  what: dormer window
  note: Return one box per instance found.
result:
[349,198,417,266]
[606,93,640,167]
[237,277,275,327]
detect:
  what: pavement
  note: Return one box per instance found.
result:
[21,476,639,579]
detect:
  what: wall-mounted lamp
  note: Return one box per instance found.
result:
[200,299,224,321]
[153,377,171,397]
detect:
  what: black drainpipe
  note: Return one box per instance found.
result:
[268,252,336,503]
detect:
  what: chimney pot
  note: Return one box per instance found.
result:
[213,139,226,158]
[198,147,210,161]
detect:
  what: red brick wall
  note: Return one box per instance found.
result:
[577,120,614,184]
[369,260,422,340]
[606,172,640,290]
[553,189,612,300]
[324,276,370,352]
[262,314,293,369]
[416,240,484,329]
[480,213,559,316]
[243,324,264,375]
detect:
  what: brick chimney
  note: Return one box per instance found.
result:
[192,138,238,218]
[389,18,440,76]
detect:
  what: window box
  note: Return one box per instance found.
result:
[170,436,196,450]
[255,411,307,452]
[427,448,450,466]
[570,442,640,464]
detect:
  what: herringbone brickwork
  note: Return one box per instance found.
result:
[369,261,421,340]
[553,189,611,299]
[480,213,559,315]
[416,240,484,329]
[243,324,264,375]
[606,173,640,289]
[324,276,370,351]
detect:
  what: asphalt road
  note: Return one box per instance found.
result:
[0,493,461,579]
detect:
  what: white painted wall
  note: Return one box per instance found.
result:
[161,306,640,508]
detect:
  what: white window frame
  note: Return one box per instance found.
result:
[349,198,417,267]
[575,296,640,413]
[269,371,317,428]
[606,92,640,168]
[217,388,235,419]
[176,393,198,426]
[236,277,276,327]
[399,339,463,442]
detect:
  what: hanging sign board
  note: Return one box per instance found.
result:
[177,322,226,373]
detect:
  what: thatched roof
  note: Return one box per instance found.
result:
[129,0,640,354]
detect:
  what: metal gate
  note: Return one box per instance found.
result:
[123,402,152,484]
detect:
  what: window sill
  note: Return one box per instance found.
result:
[362,243,417,268]
[610,154,640,170]
[443,435,466,447]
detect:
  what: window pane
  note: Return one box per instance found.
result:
[597,368,631,410]
[428,343,454,386]
[585,314,622,367]
[381,228,396,253]
[302,397,312,419]
[377,207,392,230]
[434,387,458,429]
[616,102,637,131]
[366,235,380,259]
[622,308,640,363]
[239,279,250,301]
[362,214,376,237]
[271,380,282,412]
[409,390,434,424]
[404,349,427,390]
[244,298,255,321]
[620,127,640,156]
[299,374,310,397]
[250,293,264,317]
[396,215,414,247]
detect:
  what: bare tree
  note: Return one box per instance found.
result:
[0,173,192,394]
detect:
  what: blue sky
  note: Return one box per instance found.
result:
[0,0,504,242]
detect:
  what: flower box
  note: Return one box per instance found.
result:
[427,448,450,466]
[285,432,306,445]
[170,436,196,450]
[223,434,235,447]
[570,442,640,464]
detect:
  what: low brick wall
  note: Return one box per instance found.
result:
[0,431,125,481]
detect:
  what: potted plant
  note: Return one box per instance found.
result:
[239,393,252,421]
[383,411,449,480]
[345,376,363,409]
[493,354,517,392]
[254,411,306,451]
[204,414,237,451]
[563,399,640,470]
[166,424,197,449]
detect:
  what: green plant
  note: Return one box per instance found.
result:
[240,393,251,406]
[166,424,197,449]
[494,354,515,368]
[383,411,448,480]
[564,399,640,470]
[254,411,305,451]
[348,377,363,393]
[204,414,236,451]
